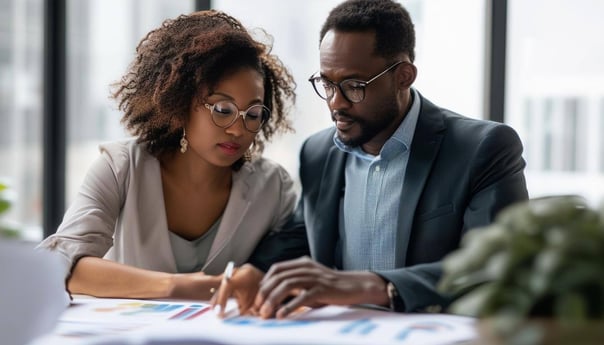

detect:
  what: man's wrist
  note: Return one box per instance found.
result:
[386,281,405,311]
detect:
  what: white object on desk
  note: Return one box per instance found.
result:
[32,296,476,345]
[0,239,70,345]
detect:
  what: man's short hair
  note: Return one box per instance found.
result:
[319,0,416,61]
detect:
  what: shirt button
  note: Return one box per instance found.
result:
[375,166,381,172]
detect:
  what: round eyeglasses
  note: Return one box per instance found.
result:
[308,61,403,103]
[204,100,270,133]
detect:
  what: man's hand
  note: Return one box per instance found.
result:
[254,256,389,319]
[211,263,264,317]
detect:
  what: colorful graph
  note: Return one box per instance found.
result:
[93,302,211,320]
[224,316,315,328]
[395,321,455,340]
[339,318,378,335]
[169,305,212,320]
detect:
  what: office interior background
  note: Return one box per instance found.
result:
[1,0,603,240]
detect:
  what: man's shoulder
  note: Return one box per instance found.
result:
[416,94,522,152]
[423,102,519,146]
[443,113,520,145]
[421,94,513,133]
[299,127,339,169]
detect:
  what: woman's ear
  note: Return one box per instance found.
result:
[396,61,417,89]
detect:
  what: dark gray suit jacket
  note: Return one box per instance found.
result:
[290,94,528,312]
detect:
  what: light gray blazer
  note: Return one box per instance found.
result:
[38,139,297,277]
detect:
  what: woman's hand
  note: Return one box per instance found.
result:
[169,272,223,301]
[211,263,264,317]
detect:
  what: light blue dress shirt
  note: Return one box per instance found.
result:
[335,88,420,270]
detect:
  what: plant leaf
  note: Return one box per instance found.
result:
[0,199,10,214]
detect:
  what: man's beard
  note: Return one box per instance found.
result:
[334,100,400,148]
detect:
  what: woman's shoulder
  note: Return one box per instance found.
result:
[239,157,293,184]
[99,138,142,156]
[96,138,156,178]
[98,138,153,163]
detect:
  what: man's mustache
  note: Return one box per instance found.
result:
[331,110,357,122]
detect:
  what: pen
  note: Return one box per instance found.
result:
[222,261,235,283]
[214,261,235,316]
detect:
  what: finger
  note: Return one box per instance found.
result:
[237,295,255,315]
[231,265,263,315]
[261,256,314,284]
[275,288,314,319]
[254,264,324,308]
[209,287,218,305]
[256,266,322,308]
[248,306,260,316]
[258,276,317,319]
[211,277,233,318]
[240,304,259,316]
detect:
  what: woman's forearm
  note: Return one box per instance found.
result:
[67,256,220,300]
[68,256,174,298]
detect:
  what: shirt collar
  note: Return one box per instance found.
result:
[333,88,421,161]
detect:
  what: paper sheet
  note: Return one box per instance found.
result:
[32,297,476,345]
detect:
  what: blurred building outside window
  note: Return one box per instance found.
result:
[0,0,44,241]
[506,0,604,206]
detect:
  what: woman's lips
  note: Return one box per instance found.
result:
[217,142,241,155]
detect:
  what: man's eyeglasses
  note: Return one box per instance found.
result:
[204,100,270,133]
[308,61,403,103]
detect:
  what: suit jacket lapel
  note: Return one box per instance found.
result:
[396,98,445,266]
[310,145,346,267]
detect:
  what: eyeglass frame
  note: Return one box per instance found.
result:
[308,60,404,103]
[203,101,270,133]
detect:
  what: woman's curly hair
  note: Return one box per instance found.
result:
[112,10,296,169]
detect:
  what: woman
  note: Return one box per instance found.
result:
[37,10,302,301]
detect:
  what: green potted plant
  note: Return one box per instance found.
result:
[439,196,604,344]
[0,181,20,238]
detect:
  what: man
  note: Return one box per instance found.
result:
[214,0,528,318]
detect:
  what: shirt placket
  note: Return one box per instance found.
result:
[367,159,384,269]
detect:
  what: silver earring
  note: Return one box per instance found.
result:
[180,128,188,153]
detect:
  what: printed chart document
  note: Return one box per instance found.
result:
[30,297,226,345]
[31,297,477,345]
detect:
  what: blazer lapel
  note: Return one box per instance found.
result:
[204,167,252,270]
[138,154,178,272]
[309,145,346,267]
[396,98,445,267]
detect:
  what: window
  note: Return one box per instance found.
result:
[0,0,44,240]
[506,0,604,204]
[601,98,604,173]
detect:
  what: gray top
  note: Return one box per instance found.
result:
[168,218,221,273]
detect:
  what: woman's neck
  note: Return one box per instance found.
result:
[159,152,232,192]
